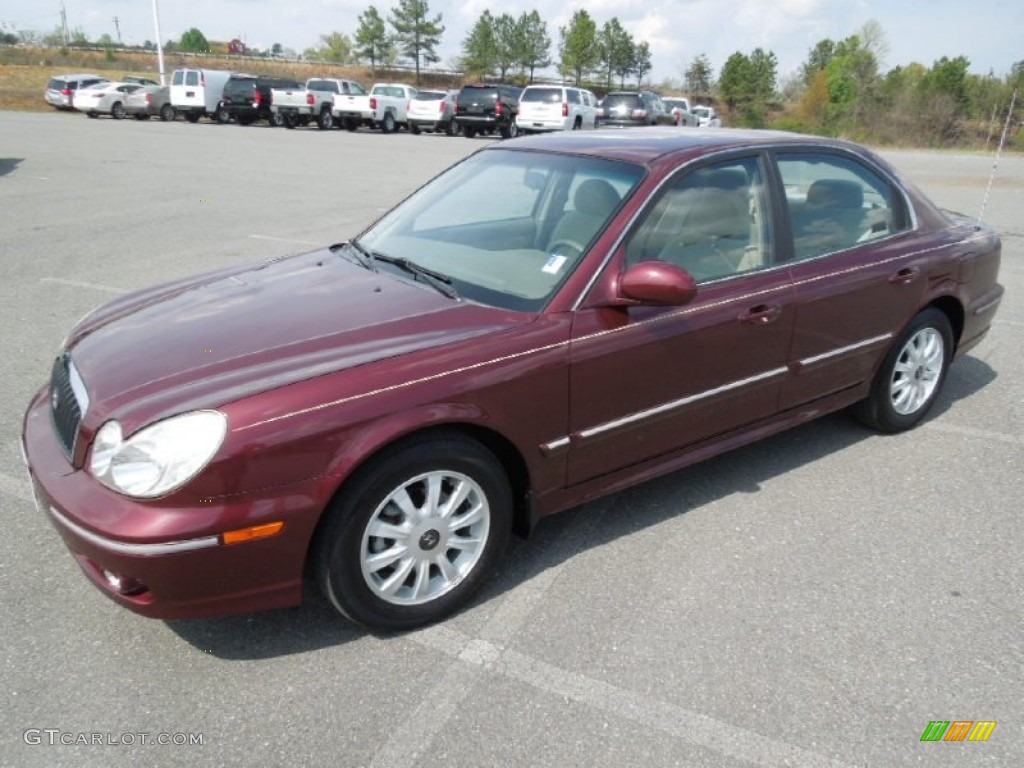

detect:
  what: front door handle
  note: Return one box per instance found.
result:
[738,304,782,325]
[888,267,920,285]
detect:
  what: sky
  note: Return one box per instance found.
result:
[3,0,1021,84]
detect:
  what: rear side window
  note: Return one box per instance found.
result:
[47,79,66,90]
[776,153,908,260]
[185,71,199,86]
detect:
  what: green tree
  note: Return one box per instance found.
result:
[304,32,355,63]
[598,18,633,89]
[718,51,753,110]
[632,41,652,86]
[802,39,836,84]
[179,27,209,53]
[749,47,778,101]
[823,34,880,127]
[493,13,518,81]
[271,42,283,56]
[96,33,115,47]
[559,9,599,85]
[389,0,444,83]
[462,10,497,78]
[920,56,970,113]
[355,7,394,71]
[515,11,550,83]
[685,54,714,98]
[70,27,89,45]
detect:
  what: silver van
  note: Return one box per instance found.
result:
[45,73,109,109]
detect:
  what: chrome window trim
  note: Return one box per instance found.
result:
[47,505,220,556]
[577,366,789,440]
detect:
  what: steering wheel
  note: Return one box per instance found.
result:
[547,239,586,258]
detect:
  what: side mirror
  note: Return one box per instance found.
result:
[618,261,698,306]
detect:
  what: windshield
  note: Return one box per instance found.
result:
[357,149,644,312]
[694,107,710,118]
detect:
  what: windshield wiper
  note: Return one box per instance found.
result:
[372,253,459,299]
[329,240,376,272]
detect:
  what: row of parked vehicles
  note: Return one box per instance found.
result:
[45,69,722,135]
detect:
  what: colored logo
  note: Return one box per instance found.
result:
[920,721,997,742]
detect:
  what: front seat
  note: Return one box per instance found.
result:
[547,179,621,251]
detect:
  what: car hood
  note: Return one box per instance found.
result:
[66,250,528,427]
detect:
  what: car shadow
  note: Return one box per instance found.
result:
[166,354,996,660]
[0,158,24,177]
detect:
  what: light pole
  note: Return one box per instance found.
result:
[150,0,166,86]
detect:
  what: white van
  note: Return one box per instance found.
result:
[170,68,233,122]
[516,84,597,133]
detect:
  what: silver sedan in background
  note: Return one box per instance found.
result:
[124,85,175,122]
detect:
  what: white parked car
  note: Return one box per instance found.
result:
[663,98,698,127]
[693,105,722,127]
[407,89,459,135]
[71,82,144,119]
[516,85,598,133]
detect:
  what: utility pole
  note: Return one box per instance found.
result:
[113,16,122,45]
[60,2,69,45]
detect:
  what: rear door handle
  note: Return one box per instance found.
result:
[888,267,920,285]
[738,304,782,325]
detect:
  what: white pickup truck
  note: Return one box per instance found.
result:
[270,77,365,129]
[333,82,418,133]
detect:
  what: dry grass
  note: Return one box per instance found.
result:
[0,46,461,112]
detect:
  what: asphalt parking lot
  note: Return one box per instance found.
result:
[0,111,1021,767]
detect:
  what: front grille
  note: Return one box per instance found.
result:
[50,354,85,458]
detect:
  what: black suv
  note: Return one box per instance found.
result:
[217,75,303,126]
[597,91,674,127]
[455,84,522,139]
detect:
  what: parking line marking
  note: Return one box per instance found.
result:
[40,277,122,294]
[924,421,1023,446]
[248,234,319,245]
[409,626,854,768]
[0,472,33,504]
[369,501,614,768]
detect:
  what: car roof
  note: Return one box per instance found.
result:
[51,73,105,80]
[497,127,843,166]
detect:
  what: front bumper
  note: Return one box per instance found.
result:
[22,387,323,620]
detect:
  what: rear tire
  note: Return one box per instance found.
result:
[500,120,518,139]
[381,111,396,133]
[462,126,476,139]
[270,111,285,127]
[853,308,954,433]
[283,113,297,129]
[318,109,334,130]
[215,106,230,124]
[344,117,359,132]
[159,104,175,122]
[312,433,512,631]
[445,119,458,137]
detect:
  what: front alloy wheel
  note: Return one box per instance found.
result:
[315,434,511,630]
[854,308,953,432]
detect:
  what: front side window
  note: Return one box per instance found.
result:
[776,152,908,261]
[626,157,772,283]
[357,149,644,311]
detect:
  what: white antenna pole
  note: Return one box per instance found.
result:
[151,0,166,86]
[977,88,1018,228]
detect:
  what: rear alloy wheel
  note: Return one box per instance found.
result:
[159,104,175,122]
[854,308,954,433]
[314,434,511,630]
[318,109,334,130]
[111,102,125,120]
[381,111,396,134]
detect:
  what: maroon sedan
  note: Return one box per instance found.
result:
[22,129,1003,630]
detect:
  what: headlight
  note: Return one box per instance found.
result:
[89,411,227,498]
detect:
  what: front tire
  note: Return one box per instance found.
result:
[313,434,512,631]
[159,104,175,122]
[111,102,125,120]
[854,308,954,433]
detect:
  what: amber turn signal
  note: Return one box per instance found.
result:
[222,521,285,546]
